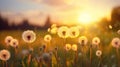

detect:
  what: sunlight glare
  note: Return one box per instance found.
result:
[78,12,94,24]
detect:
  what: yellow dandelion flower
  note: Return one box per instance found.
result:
[57,26,69,38]
[22,30,36,43]
[69,26,79,38]
[0,50,11,61]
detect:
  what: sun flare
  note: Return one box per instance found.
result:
[78,12,94,24]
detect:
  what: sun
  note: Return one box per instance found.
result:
[78,12,93,24]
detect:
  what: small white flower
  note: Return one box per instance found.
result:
[0,50,11,61]
[111,55,115,59]
[69,26,79,38]
[57,26,69,38]
[22,30,36,43]
[51,24,57,28]
[47,28,51,32]
[21,49,29,56]
[50,27,58,34]
[117,29,120,34]
[65,44,71,51]
[10,39,19,48]
[5,36,13,46]
[112,64,116,67]
[79,36,88,45]
[109,25,112,29]
[103,65,108,67]
[78,52,82,56]
[111,37,120,48]
[92,37,100,45]
[44,34,52,42]
[71,44,77,51]
[96,50,102,57]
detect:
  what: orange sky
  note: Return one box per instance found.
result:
[0,0,120,26]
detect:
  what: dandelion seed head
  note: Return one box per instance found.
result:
[0,50,11,61]
[22,30,36,43]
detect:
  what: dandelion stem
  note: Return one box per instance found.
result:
[90,47,92,67]
[2,61,4,67]
[116,48,120,67]
[98,56,102,67]
[81,47,84,67]
[64,50,67,67]
[5,61,7,67]
[28,54,32,67]
[74,51,78,67]
[55,51,59,67]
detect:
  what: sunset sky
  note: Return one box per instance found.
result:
[0,0,120,26]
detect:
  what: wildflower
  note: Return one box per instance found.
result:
[111,37,120,48]
[21,49,29,56]
[69,26,79,38]
[50,27,58,34]
[10,39,19,48]
[92,37,100,45]
[117,29,120,35]
[96,50,102,57]
[57,26,69,38]
[109,25,112,29]
[22,30,36,43]
[42,53,51,63]
[5,36,13,46]
[79,36,88,46]
[71,44,77,51]
[0,50,11,61]
[44,34,52,42]
[65,44,71,51]
[51,24,57,28]
[47,28,51,32]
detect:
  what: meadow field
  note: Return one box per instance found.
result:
[0,25,120,67]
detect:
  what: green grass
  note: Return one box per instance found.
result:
[0,29,120,67]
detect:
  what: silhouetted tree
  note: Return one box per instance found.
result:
[111,6,120,30]
[98,18,110,30]
[43,16,52,29]
[0,15,9,30]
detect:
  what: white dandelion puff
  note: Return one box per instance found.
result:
[44,34,52,42]
[50,27,58,34]
[71,44,77,51]
[22,30,36,43]
[111,37,120,48]
[0,50,11,61]
[10,39,19,48]
[69,26,79,38]
[117,30,120,35]
[57,26,69,38]
[65,44,71,51]
[96,50,102,57]
[5,36,13,46]
[92,37,100,45]
[79,36,88,46]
